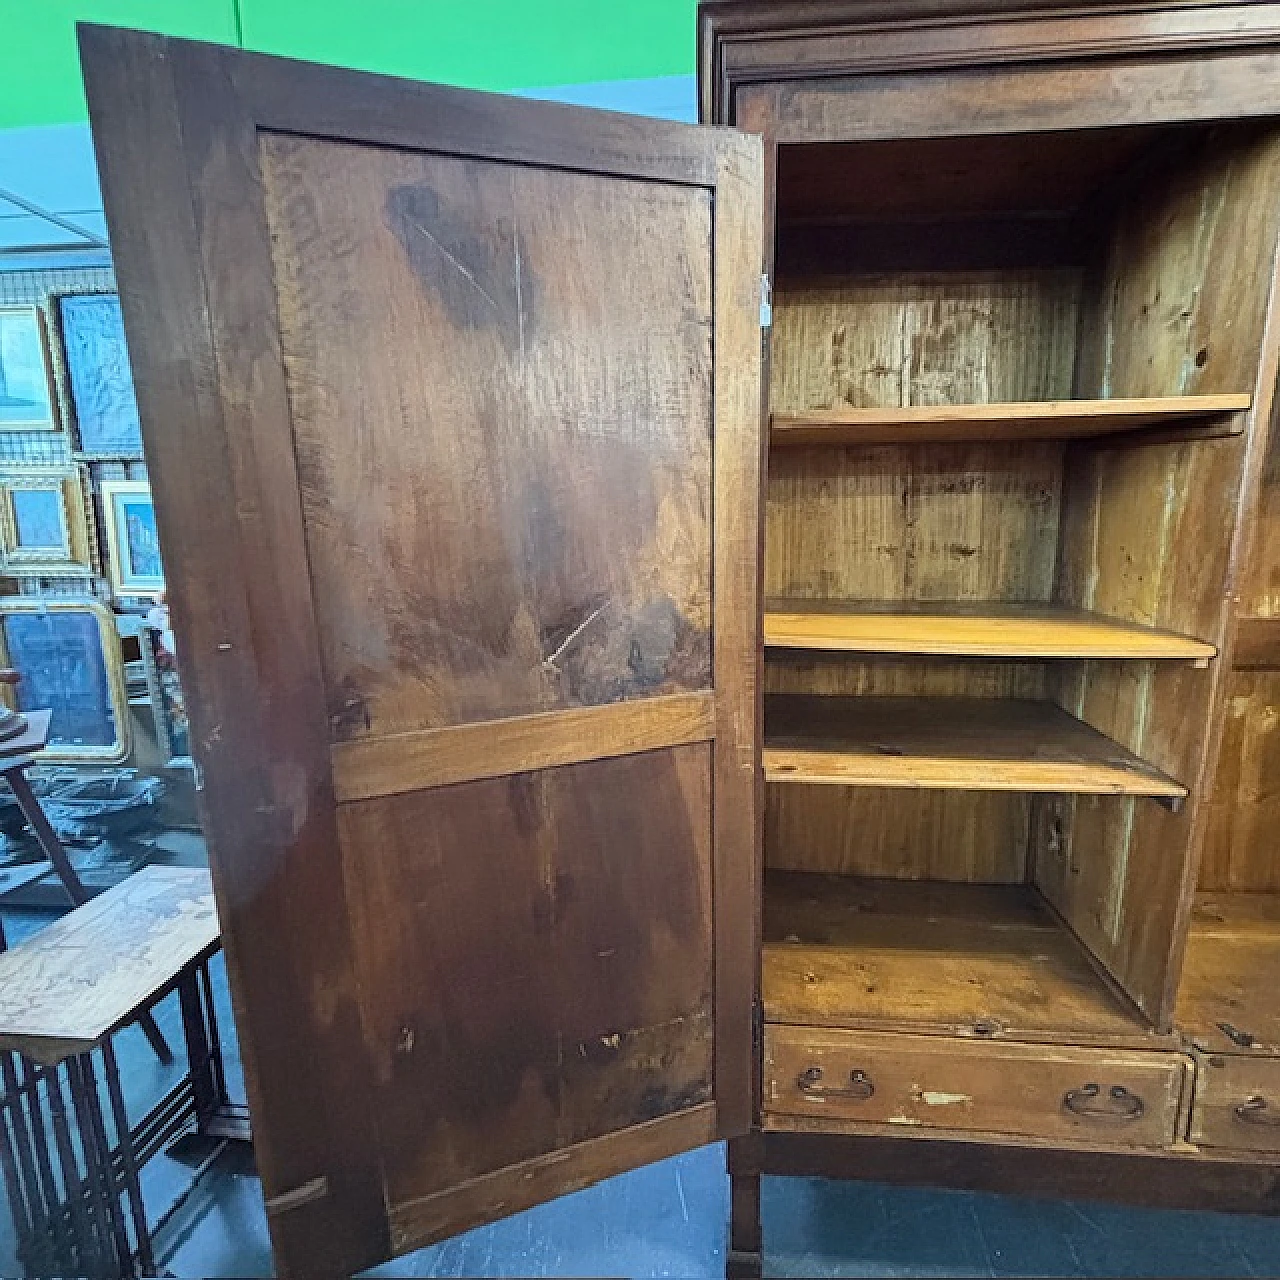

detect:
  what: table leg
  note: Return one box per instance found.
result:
[68,1054,133,1277]
[100,1040,154,1275]
[178,969,220,1132]
[44,1060,107,1276]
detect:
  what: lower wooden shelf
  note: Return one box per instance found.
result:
[762,872,1154,1046]
[764,694,1186,800]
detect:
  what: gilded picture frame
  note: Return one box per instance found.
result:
[0,304,59,432]
[99,478,164,597]
[0,466,94,576]
[0,597,130,763]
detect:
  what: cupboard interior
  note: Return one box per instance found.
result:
[763,121,1280,1032]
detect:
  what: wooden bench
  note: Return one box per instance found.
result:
[0,866,245,1277]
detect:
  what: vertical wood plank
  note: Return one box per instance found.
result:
[712,137,765,1138]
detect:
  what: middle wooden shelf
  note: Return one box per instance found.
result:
[763,693,1186,799]
[765,600,1216,663]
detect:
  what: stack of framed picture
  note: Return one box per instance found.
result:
[0,290,178,767]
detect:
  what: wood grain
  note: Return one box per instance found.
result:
[764,600,1215,662]
[1177,891,1280,1053]
[85,23,763,1275]
[763,1025,1189,1149]
[331,692,715,802]
[1199,672,1280,890]
[1192,1053,1280,1153]
[762,873,1153,1046]
[771,395,1248,447]
[0,866,217,1065]
[764,694,1186,797]
[261,134,714,740]
[1041,126,1280,1026]
[337,745,715,1216]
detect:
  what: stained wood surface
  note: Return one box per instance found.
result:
[0,866,217,1064]
[1200,671,1280,890]
[83,24,762,1277]
[263,134,715,739]
[764,694,1186,797]
[1191,1053,1280,1153]
[771,395,1249,447]
[763,1024,1188,1149]
[1041,126,1280,1027]
[764,272,1071,882]
[762,873,1152,1045]
[1176,891,1280,1054]
[1235,618,1280,670]
[764,601,1215,662]
[338,745,716,1216]
[331,692,715,802]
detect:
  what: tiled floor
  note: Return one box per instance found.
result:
[7,904,1280,1278]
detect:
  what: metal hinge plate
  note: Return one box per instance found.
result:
[760,273,772,329]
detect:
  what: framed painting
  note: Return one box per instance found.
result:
[0,597,130,763]
[56,293,144,456]
[100,479,164,596]
[0,467,93,575]
[0,305,58,431]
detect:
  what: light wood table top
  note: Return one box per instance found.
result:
[0,865,219,1064]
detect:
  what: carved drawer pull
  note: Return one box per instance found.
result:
[1063,1082,1145,1121]
[1234,1095,1280,1127]
[796,1065,874,1100]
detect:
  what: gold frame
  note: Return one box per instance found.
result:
[99,478,163,598]
[0,466,94,576]
[0,597,131,764]
[0,304,59,431]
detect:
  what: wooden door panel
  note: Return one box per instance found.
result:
[262,134,715,737]
[340,746,714,1212]
[81,25,762,1277]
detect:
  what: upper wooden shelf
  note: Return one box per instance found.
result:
[764,600,1216,664]
[763,694,1186,800]
[770,394,1252,446]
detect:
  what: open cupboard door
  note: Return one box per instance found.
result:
[79,26,762,1277]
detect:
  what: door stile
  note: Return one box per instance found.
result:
[79,28,391,1277]
[711,144,766,1137]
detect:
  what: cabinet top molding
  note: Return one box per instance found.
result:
[699,0,1280,123]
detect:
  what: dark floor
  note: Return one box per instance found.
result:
[7,901,1280,1278]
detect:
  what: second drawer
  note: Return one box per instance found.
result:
[765,1024,1190,1148]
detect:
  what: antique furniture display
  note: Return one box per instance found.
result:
[700,1,1280,1273]
[0,865,242,1277]
[78,3,1280,1277]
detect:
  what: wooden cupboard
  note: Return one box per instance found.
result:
[78,3,1280,1276]
[702,1,1280,1273]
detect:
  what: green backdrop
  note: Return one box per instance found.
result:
[0,0,698,130]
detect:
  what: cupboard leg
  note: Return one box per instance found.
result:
[727,1133,763,1280]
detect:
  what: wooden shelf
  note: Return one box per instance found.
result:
[764,600,1216,663]
[763,872,1153,1044]
[763,694,1186,799]
[770,394,1251,446]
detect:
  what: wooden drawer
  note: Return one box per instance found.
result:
[1192,1052,1280,1153]
[765,1025,1189,1148]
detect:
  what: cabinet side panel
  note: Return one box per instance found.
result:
[1045,127,1280,1022]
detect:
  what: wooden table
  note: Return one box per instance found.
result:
[0,866,244,1276]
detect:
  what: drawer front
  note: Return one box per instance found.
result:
[1192,1052,1280,1153]
[765,1025,1188,1148]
